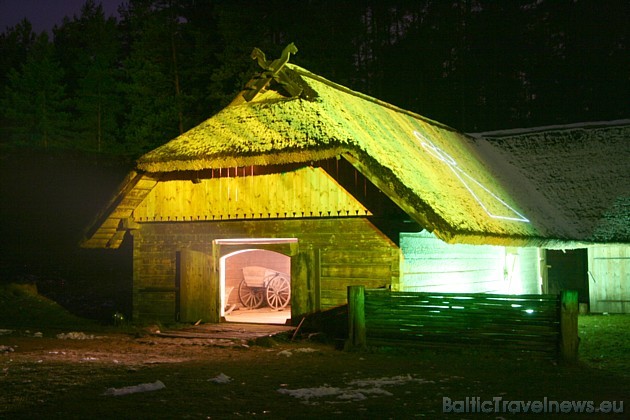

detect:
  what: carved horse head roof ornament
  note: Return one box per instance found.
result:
[243,43,314,102]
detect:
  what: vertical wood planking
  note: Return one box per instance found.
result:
[179,249,213,323]
[589,245,630,313]
[132,167,370,222]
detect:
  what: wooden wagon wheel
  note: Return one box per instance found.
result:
[265,275,291,310]
[238,279,264,308]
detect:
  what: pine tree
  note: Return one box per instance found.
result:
[53,0,123,152]
[2,33,70,149]
[118,0,192,154]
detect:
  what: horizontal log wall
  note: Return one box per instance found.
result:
[363,289,560,356]
[130,218,399,322]
[400,231,540,294]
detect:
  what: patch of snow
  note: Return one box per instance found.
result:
[103,380,166,396]
[277,374,431,404]
[56,332,97,340]
[278,386,343,401]
[336,390,368,401]
[208,373,232,384]
[277,347,318,357]
[0,329,14,336]
[348,374,433,387]
[0,345,14,353]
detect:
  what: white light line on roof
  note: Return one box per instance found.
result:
[413,131,529,223]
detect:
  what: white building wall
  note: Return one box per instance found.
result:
[400,231,540,294]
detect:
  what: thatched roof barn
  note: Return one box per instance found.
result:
[85,64,629,250]
[83,63,589,251]
[81,50,629,321]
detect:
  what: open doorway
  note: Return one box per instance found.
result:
[220,249,291,325]
[546,249,589,306]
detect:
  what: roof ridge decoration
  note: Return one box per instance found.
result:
[242,43,317,102]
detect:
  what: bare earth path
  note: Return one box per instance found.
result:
[1,326,628,419]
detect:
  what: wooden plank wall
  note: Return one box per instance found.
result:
[179,249,213,322]
[132,166,369,222]
[130,218,398,322]
[401,231,505,292]
[364,290,560,356]
[506,247,541,294]
[589,245,630,313]
[400,231,539,294]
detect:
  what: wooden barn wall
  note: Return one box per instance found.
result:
[588,245,630,313]
[399,231,539,294]
[132,166,369,222]
[506,247,541,294]
[130,218,399,322]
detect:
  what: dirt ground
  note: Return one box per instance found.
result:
[1,322,628,420]
[0,283,628,419]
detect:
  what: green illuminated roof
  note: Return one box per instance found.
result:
[136,65,548,246]
[85,64,629,249]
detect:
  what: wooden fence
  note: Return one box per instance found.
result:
[347,286,578,361]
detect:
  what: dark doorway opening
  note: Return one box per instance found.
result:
[546,249,589,304]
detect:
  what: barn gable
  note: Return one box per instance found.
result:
[132,165,370,223]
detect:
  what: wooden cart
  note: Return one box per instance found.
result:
[239,266,291,310]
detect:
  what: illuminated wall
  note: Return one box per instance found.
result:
[399,231,540,294]
[588,245,630,313]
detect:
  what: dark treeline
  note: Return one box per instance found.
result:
[1,0,628,157]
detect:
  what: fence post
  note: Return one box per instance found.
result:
[560,290,579,363]
[346,285,366,350]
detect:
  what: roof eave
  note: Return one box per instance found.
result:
[137,146,349,173]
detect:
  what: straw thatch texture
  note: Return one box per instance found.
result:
[473,122,630,246]
[136,65,541,246]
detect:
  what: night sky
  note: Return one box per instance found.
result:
[0,0,122,33]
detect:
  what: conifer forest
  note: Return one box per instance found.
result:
[1,0,628,158]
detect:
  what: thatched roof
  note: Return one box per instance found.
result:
[83,64,628,249]
[135,65,544,245]
[471,121,630,246]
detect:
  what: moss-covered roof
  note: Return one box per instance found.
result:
[472,121,630,246]
[84,65,628,248]
[134,65,547,246]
